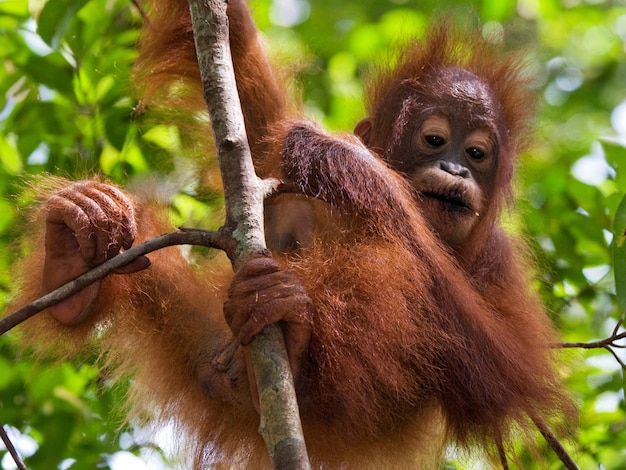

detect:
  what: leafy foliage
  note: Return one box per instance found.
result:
[1,0,625,468]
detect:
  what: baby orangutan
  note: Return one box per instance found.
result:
[12,0,575,467]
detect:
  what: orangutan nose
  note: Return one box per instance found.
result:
[440,160,470,178]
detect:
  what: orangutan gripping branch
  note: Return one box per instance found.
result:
[11,0,574,467]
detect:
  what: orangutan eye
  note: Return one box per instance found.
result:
[420,116,450,150]
[466,147,485,160]
[425,135,446,147]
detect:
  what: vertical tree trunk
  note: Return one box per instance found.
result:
[186,0,311,467]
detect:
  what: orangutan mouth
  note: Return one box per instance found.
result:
[421,191,473,212]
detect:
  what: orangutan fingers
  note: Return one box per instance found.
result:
[55,189,115,265]
[77,183,139,259]
[232,256,282,281]
[46,193,98,263]
[236,294,312,347]
[228,273,306,301]
[228,256,306,297]
[48,182,138,266]
[225,255,311,350]
[90,182,138,249]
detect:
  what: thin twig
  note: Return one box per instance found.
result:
[604,345,626,369]
[532,416,579,470]
[612,312,625,336]
[560,332,626,350]
[495,437,510,470]
[560,329,626,368]
[0,423,28,470]
[0,228,230,335]
[130,0,150,24]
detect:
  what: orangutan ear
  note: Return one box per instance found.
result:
[354,118,373,146]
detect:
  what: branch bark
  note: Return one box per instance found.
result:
[531,416,580,470]
[0,422,27,470]
[187,0,310,467]
[0,229,228,335]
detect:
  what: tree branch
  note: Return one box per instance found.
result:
[0,229,230,336]
[560,333,626,350]
[0,423,27,470]
[531,416,580,470]
[187,0,310,467]
[560,329,626,369]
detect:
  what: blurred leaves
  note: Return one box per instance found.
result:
[614,195,626,312]
[38,0,90,49]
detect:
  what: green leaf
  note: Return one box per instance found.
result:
[0,355,15,388]
[481,0,515,22]
[622,365,626,405]
[0,0,28,17]
[603,139,626,187]
[22,53,73,95]
[37,0,90,49]
[0,199,16,235]
[0,133,22,175]
[613,193,626,312]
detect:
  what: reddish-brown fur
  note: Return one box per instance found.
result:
[10,0,575,468]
